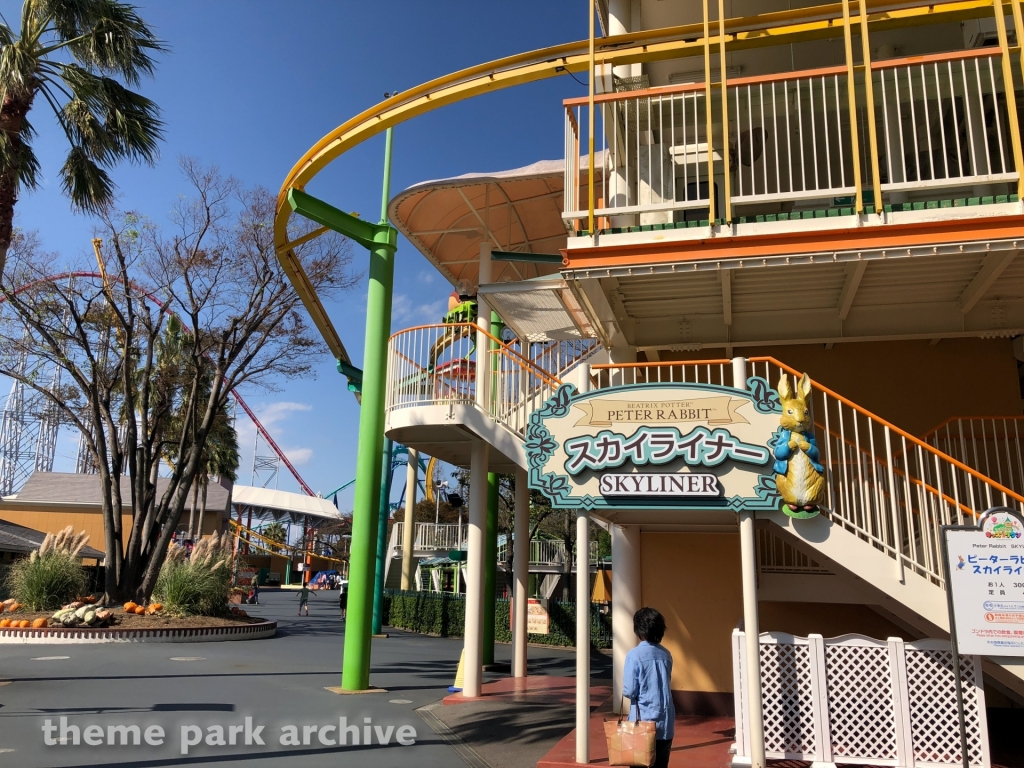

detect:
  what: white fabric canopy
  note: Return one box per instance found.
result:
[231,485,341,521]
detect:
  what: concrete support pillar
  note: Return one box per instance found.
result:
[463,439,489,698]
[513,467,529,678]
[401,448,418,591]
[733,356,765,768]
[611,523,641,714]
[576,510,591,764]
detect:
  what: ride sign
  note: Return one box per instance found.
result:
[944,508,1024,656]
[525,381,782,511]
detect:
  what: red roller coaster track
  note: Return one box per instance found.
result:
[1,271,316,496]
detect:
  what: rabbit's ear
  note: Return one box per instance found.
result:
[777,374,791,399]
[798,373,812,398]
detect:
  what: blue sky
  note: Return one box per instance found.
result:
[1,1,588,510]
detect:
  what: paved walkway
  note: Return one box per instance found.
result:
[0,589,587,767]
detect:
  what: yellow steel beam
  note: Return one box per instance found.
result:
[719,0,731,224]
[704,0,715,221]
[275,0,1007,354]
[858,0,883,213]
[992,0,1024,198]
[842,0,863,213]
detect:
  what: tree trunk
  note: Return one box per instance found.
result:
[0,89,37,282]
[195,478,209,539]
[186,482,199,541]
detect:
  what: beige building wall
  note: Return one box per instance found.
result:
[639,531,907,712]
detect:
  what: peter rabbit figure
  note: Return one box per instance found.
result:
[774,373,825,516]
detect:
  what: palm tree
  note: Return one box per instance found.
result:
[261,522,288,551]
[188,404,239,540]
[0,0,164,277]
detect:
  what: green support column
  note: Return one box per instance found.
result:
[342,129,396,689]
[372,439,395,634]
[291,127,396,692]
[483,311,505,666]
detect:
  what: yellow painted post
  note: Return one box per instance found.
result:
[588,0,596,235]
[857,0,883,213]
[719,0,731,224]
[993,0,1024,197]
[1010,0,1024,99]
[841,0,864,213]
[704,0,716,222]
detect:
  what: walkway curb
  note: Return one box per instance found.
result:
[0,619,277,644]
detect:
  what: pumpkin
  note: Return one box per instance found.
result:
[0,604,5,614]
[18,620,30,628]
[134,606,146,615]
[0,619,10,628]
[32,618,47,629]
[8,603,20,612]
[123,601,137,612]
[151,603,163,612]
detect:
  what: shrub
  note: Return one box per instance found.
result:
[154,531,233,616]
[4,527,90,610]
[382,591,612,649]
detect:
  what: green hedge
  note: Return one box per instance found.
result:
[382,590,611,649]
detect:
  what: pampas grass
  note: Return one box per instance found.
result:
[5,526,90,610]
[154,531,235,616]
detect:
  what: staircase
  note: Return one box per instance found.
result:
[385,329,1024,699]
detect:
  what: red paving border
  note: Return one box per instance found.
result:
[441,676,734,767]
[538,710,735,768]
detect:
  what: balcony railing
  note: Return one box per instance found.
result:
[385,323,567,437]
[564,48,1017,229]
[388,522,600,567]
[390,522,467,552]
[496,537,601,567]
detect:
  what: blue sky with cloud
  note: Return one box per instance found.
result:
[0,0,587,510]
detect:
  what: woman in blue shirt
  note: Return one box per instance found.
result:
[623,607,675,768]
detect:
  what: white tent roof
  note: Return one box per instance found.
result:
[231,485,341,521]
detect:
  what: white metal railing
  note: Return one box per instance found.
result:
[592,357,1024,587]
[564,84,711,225]
[733,630,989,768]
[924,417,1024,498]
[390,522,468,553]
[757,529,831,575]
[385,323,564,438]
[875,50,1017,193]
[563,49,1019,226]
[731,66,855,205]
[496,536,601,567]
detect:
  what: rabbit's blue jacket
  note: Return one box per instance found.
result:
[773,430,824,475]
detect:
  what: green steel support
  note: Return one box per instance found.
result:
[372,438,395,635]
[288,127,398,692]
[482,310,505,666]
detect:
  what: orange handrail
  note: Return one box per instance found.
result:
[593,355,1024,506]
[389,323,564,389]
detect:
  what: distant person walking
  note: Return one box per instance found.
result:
[339,581,348,619]
[623,607,675,768]
[251,576,260,605]
[297,583,316,616]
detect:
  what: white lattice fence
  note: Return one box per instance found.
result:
[732,631,990,768]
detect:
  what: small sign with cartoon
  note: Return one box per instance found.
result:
[945,508,1024,657]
